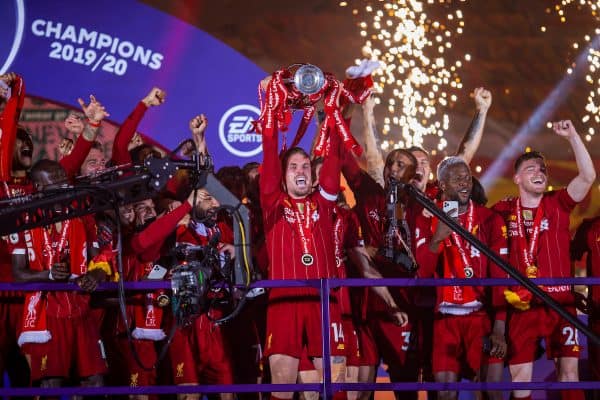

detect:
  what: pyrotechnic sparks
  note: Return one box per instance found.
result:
[545,0,600,143]
[347,0,468,151]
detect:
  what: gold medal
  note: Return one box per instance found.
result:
[157,294,170,307]
[526,265,538,278]
[301,253,314,266]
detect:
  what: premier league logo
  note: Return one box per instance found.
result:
[218,104,263,158]
[0,0,25,75]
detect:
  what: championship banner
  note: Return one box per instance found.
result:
[1,0,315,167]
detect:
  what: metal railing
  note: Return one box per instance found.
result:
[1,276,599,398]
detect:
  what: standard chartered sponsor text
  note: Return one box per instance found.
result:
[31,19,163,76]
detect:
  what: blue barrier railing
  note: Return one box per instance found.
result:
[2,276,600,291]
[2,381,600,397]
[1,276,599,397]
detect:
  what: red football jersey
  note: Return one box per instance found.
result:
[571,216,600,311]
[341,153,417,314]
[334,207,365,315]
[493,189,577,303]
[414,202,508,315]
[7,218,93,318]
[259,124,341,282]
[0,177,34,294]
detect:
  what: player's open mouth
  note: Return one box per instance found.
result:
[296,176,307,187]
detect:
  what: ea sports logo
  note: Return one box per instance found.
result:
[218,104,262,158]
[0,1,25,74]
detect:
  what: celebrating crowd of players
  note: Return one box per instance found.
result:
[0,64,599,400]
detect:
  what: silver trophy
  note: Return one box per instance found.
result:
[285,63,326,95]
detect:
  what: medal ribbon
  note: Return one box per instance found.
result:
[449,201,475,278]
[503,199,545,310]
[432,201,478,305]
[333,211,344,268]
[287,198,314,262]
[515,199,544,276]
[42,221,71,271]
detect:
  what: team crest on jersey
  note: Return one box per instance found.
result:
[540,218,549,231]
[24,292,41,328]
[471,225,479,235]
[176,362,184,378]
[40,355,48,372]
[470,246,481,258]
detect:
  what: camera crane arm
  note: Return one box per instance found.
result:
[0,157,179,235]
[0,156,254,292]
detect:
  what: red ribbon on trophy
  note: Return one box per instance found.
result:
[253,64,372,157]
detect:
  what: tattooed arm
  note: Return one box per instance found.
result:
[455,87,491,164]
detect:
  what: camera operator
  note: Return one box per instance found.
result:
[101,193,195,398]
[167,188,235,400]
[414,156,508,400]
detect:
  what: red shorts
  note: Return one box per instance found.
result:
[111,337,157,387]
[298,347,314,371]
[0,301,22,349]
[0,301,23,373]
[343,317,361,367]
[23,314,107,381]
[589,317,600,381]
[368,313,413,368]
[264,288,345,359]
[432,311,499,375]
[169,313,233,385]
[508,306,580,365]
[298,317,359,371]
[356,322,378,366]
